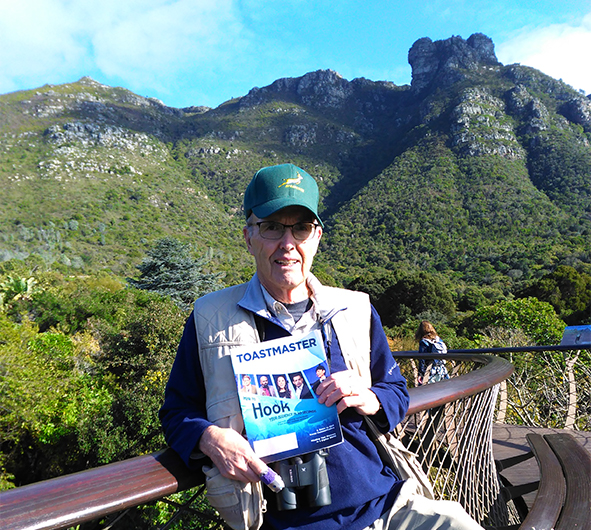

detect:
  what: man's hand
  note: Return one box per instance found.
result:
[199,425,268,483]
[315,370,381,415]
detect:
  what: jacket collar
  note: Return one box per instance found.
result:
[237,273,347,326]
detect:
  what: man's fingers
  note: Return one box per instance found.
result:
[249,458,270,478]
[317,373,361,405]
[315,372,380,415]
[199,425,269,483]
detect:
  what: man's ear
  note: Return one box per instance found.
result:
[315,226,323,241]
[243,225,254,254]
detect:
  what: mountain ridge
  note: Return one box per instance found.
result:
[1,33,589,291]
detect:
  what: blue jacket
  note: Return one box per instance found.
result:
[159,278,409,530]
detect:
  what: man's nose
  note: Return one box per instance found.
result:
[279,227,298,247]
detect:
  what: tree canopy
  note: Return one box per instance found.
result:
[127,237,224,310]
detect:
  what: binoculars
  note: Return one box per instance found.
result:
[274,450,331,510]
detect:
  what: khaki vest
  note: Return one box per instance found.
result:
[193,283,372,430]
[193,282,372,530]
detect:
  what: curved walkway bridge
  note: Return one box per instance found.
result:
[1,346,590,530]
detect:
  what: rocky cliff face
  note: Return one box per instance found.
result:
[562,97,591,133]
[408,33,500,91]
[450,87,524,159]
[239,69,403,116]
[240,70,355,110]
[240,33,504,111]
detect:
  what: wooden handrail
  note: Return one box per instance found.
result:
[396,344,590,355]
[520,434,566,530]
[0,449,203,530]
[397,353,514,415]
[545,433,591,529]
[0,354,513,530]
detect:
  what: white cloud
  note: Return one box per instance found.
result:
[0,0,88,91]
[92,1,247,85]
[0,0,249,100]
[497,12,591,95]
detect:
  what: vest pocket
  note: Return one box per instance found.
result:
[204,464,265,530]
[206,393,244,433]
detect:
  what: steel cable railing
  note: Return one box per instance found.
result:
[395,353,518,527]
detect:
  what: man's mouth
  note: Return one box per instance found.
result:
[275,259,299,266]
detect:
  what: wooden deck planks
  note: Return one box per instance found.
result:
[492,424,591,509]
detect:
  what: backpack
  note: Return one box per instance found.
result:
[427,337,447,355]
[424,337,450,383]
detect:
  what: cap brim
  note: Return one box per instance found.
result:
[251,198,324,227]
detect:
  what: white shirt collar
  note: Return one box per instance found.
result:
[259,283,320,334]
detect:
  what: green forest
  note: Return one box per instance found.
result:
[1,238,589,494]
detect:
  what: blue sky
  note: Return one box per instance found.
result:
[1,0,590,109]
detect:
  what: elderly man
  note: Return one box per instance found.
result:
[159,164,482,530]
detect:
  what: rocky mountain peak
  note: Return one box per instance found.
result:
[408,33,500,91]
[240,69,354,110]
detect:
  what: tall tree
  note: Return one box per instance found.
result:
[128,237,224,309]
[517,266,591,325]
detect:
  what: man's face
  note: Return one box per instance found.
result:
[244,206,322,303]
[292,375,303,388]
[316,368,325,379]
[242,375,251,386]
[260,376,268,387]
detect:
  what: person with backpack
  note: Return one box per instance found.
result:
[415,321,450,385]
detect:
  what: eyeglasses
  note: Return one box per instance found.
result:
[250,221,319,241]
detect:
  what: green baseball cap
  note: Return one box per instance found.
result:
[243,163,323,226]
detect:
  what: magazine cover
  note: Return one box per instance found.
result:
[230,329,343,463]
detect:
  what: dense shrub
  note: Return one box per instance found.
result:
[371,271,455,327]
[467,297,565,345]
[517,265,591,324]
[0,272,187,488]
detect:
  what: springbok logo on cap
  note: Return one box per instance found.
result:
[277,172,304,192]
